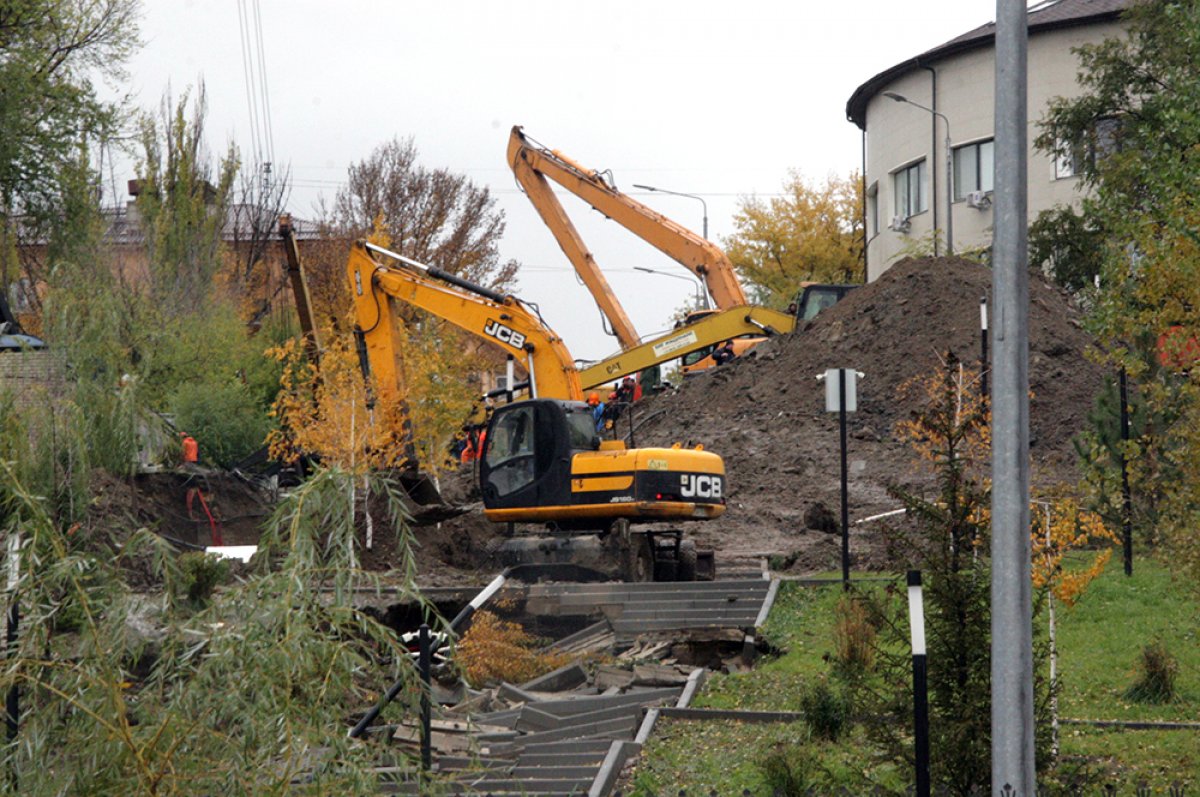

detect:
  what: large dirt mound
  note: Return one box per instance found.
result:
[395,256,1105,580]
[623,256,1105,572]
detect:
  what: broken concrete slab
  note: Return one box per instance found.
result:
[518,661,587,693]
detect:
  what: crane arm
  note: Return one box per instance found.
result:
[347,241,583,404]
[577,306,795,390]
[507,126,749,309]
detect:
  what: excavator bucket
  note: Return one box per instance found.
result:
[397,469,445,510]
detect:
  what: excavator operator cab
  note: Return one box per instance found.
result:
[794,283,856,322]
[479,399,597,512]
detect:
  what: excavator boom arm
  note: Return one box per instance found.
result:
[577,306,795,390]
[508,126,749,309]
[347,241,583,403]
[509,149,642,351]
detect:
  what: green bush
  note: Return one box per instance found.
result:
[800,680,850,742]
[170,380,272,468]
[1,394,94,524]
[831,594,876,678]
[1125,639,1179,704]
[759,743,818,795]
[172,551,230,609]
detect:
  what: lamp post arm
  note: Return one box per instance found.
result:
[634,185,708,241]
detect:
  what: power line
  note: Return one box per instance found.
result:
[286,176,786,198]
[236,0,262,169]
[252,0,276,167]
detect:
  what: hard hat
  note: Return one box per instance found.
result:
[587,391,600,405]
[608,391,617,400]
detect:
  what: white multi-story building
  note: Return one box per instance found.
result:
[846,0,1131,281]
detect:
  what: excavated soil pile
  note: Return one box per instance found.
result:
[622,255,1106,573]
[373,256,1106,581]
[356,465,499,585]
[83,470,272,588]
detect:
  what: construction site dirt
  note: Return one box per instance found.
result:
[87,256,1104,589]
[408,255,1106,584]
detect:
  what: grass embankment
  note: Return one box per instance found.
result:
[629,560,1198,794]
[1054,557,1199,785]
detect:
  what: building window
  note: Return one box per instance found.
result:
[1054,117,1120,179]
[893,160,927,219]
[867,182,879,237]
[1094,117,1120,161]
[1053,134,1082,179]
[953,139,994,200]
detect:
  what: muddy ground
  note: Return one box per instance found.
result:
[104,256,1106,586]
[411,256,1106,581]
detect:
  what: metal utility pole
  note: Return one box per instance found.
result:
[991,0,1036,794]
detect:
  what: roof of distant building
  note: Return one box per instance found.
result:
[845,0,1136,129]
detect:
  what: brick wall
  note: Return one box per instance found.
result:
[0,350,66,408]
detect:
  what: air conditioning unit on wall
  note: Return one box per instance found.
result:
[966,191,992,210]
[889,215,911,233]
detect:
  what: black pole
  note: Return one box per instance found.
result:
[908,571,930,797]
[980,297,989,402]
[1119,367,1133,576]
[419,624,432,772]
[839,370,850,591]
[349,570,509,739]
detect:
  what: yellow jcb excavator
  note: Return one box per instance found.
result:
[348,240,724,580]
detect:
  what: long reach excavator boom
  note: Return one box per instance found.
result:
[507,126,750,313]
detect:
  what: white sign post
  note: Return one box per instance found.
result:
[818,369,863,590]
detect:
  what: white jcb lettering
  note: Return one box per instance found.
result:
[484,320,527,350]
[680,474,722,499]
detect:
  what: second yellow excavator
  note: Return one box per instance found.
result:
[507,125,798,382]
[348,240,724,580]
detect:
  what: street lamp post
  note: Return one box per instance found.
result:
[634,266,709,310]
[883,92,954,256]
[632,183,708,242]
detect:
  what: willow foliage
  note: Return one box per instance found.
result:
[0,465,430,795]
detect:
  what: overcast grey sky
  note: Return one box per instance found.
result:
[116,1,1002,361]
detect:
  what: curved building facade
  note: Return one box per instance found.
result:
[846,0,1131,280]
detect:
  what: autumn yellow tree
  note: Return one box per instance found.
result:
[723,170,863,307]
[269,215,487,479]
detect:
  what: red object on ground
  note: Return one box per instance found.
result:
[193,489,223,546]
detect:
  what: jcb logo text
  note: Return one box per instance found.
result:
[484,320,526,350]
[680,474,722,499]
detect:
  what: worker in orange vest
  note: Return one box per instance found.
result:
[180,432,199,466]
[461,427,487,463]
